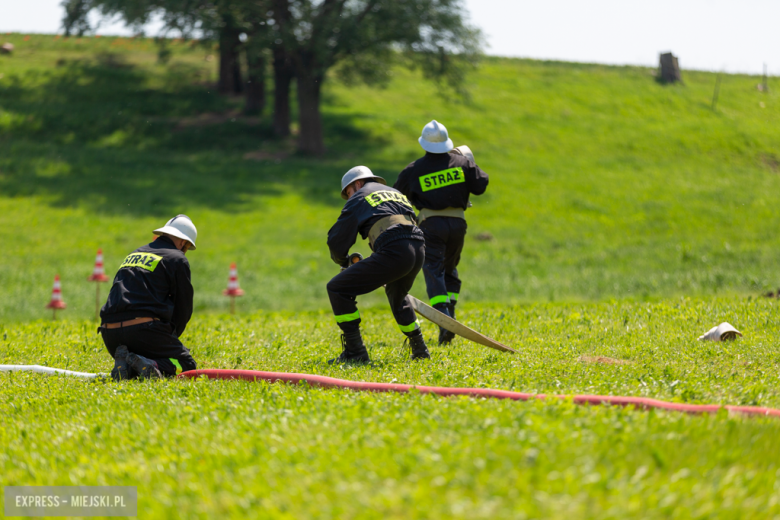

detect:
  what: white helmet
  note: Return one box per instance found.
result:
[340,165,386,200]
[418,120,454,154]
[153,214,198,250]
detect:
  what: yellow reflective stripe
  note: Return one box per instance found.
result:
[334,310,360,323]
[119,252,162,272]
[170,358,183,375]
[398,319,421,333]
[364,190,414,209]
[448,292,459,302]
[430,295,449,306]
[419,167,465,192]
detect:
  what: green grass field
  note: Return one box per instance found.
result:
[1,34,779,518]
[2,300,780,518]
[1,34,780,320]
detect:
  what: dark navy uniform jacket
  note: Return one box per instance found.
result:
[101,235,193,337]
[393,152,489,211]
[327,182,423,267]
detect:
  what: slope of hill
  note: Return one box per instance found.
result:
[2,35,780,519]
[1,34,779,321]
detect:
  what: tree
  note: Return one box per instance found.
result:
[61,0,246,96]
[62,0,283,124]
[216,8,244,95]
[243,37,266,114]
[232,0,291,124]
[270,0,294,136]
[61,0,482,152]
[62,0,94,36]
[271,0,482,154]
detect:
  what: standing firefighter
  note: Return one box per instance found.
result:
[99,215,198,380]
[326,166,431,363]
[394,120,489,344]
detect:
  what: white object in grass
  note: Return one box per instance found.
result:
[698,322,742,341]
[0,364,105,379]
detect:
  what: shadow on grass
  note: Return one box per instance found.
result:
[0,54,393,216]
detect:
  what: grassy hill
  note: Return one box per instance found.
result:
[1,34,779,321]
[2,34,780,519]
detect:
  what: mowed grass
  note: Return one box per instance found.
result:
[2,299,780,518]
[1,34,780,321]
[2,377,779,519]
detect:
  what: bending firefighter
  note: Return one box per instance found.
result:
[394,120,489,344]
[99,215,199,380]
[326,166,431,363]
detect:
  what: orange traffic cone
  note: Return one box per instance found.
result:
[88,249,110,282]
[88,248,110,321]
[223,263,245,314]
[46,274,66,319]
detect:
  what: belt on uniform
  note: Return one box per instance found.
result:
[101,317,159,329]
[368,214,416,249]
[417,207,466,224]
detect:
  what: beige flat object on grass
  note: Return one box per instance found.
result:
[698,322,742,341]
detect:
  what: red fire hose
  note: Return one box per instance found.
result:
[179,369,780,418]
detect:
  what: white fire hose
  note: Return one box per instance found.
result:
[0,364,105,379]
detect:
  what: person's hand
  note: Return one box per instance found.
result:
[177,239,193,255]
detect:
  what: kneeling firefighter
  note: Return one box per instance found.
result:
[394,120,489,344]
[326,166,431,363]
[99,215,199,380]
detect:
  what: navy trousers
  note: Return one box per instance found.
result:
[419,217,467,308]
[327,238,425,335]
[100,320,197,376]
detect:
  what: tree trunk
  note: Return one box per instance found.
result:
[244,47,266,115]
[218,24,243,95]
[296,69,324,154]
[272,45,294,137]
[232,49,243,95]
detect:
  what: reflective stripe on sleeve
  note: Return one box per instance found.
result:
[170,358,183,375]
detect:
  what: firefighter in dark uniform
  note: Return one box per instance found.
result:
[99,214,199,380]
[326,166,431,363]
[394,120,489,344]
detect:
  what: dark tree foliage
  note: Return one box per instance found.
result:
[217,11,244,95]
[62,0,94,36]
[243,38,267,114]
[62,0,278,122]
[272,0,481,153]
[270,0,294,136]
[61,0,482,153]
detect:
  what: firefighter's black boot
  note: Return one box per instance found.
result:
[407,331,430,360]
[449,301,457,321]
[126,352,163,379]
[110,345,131,381]
[433,302,456,345]
[328,329,370,364]
[438,327,456,346]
